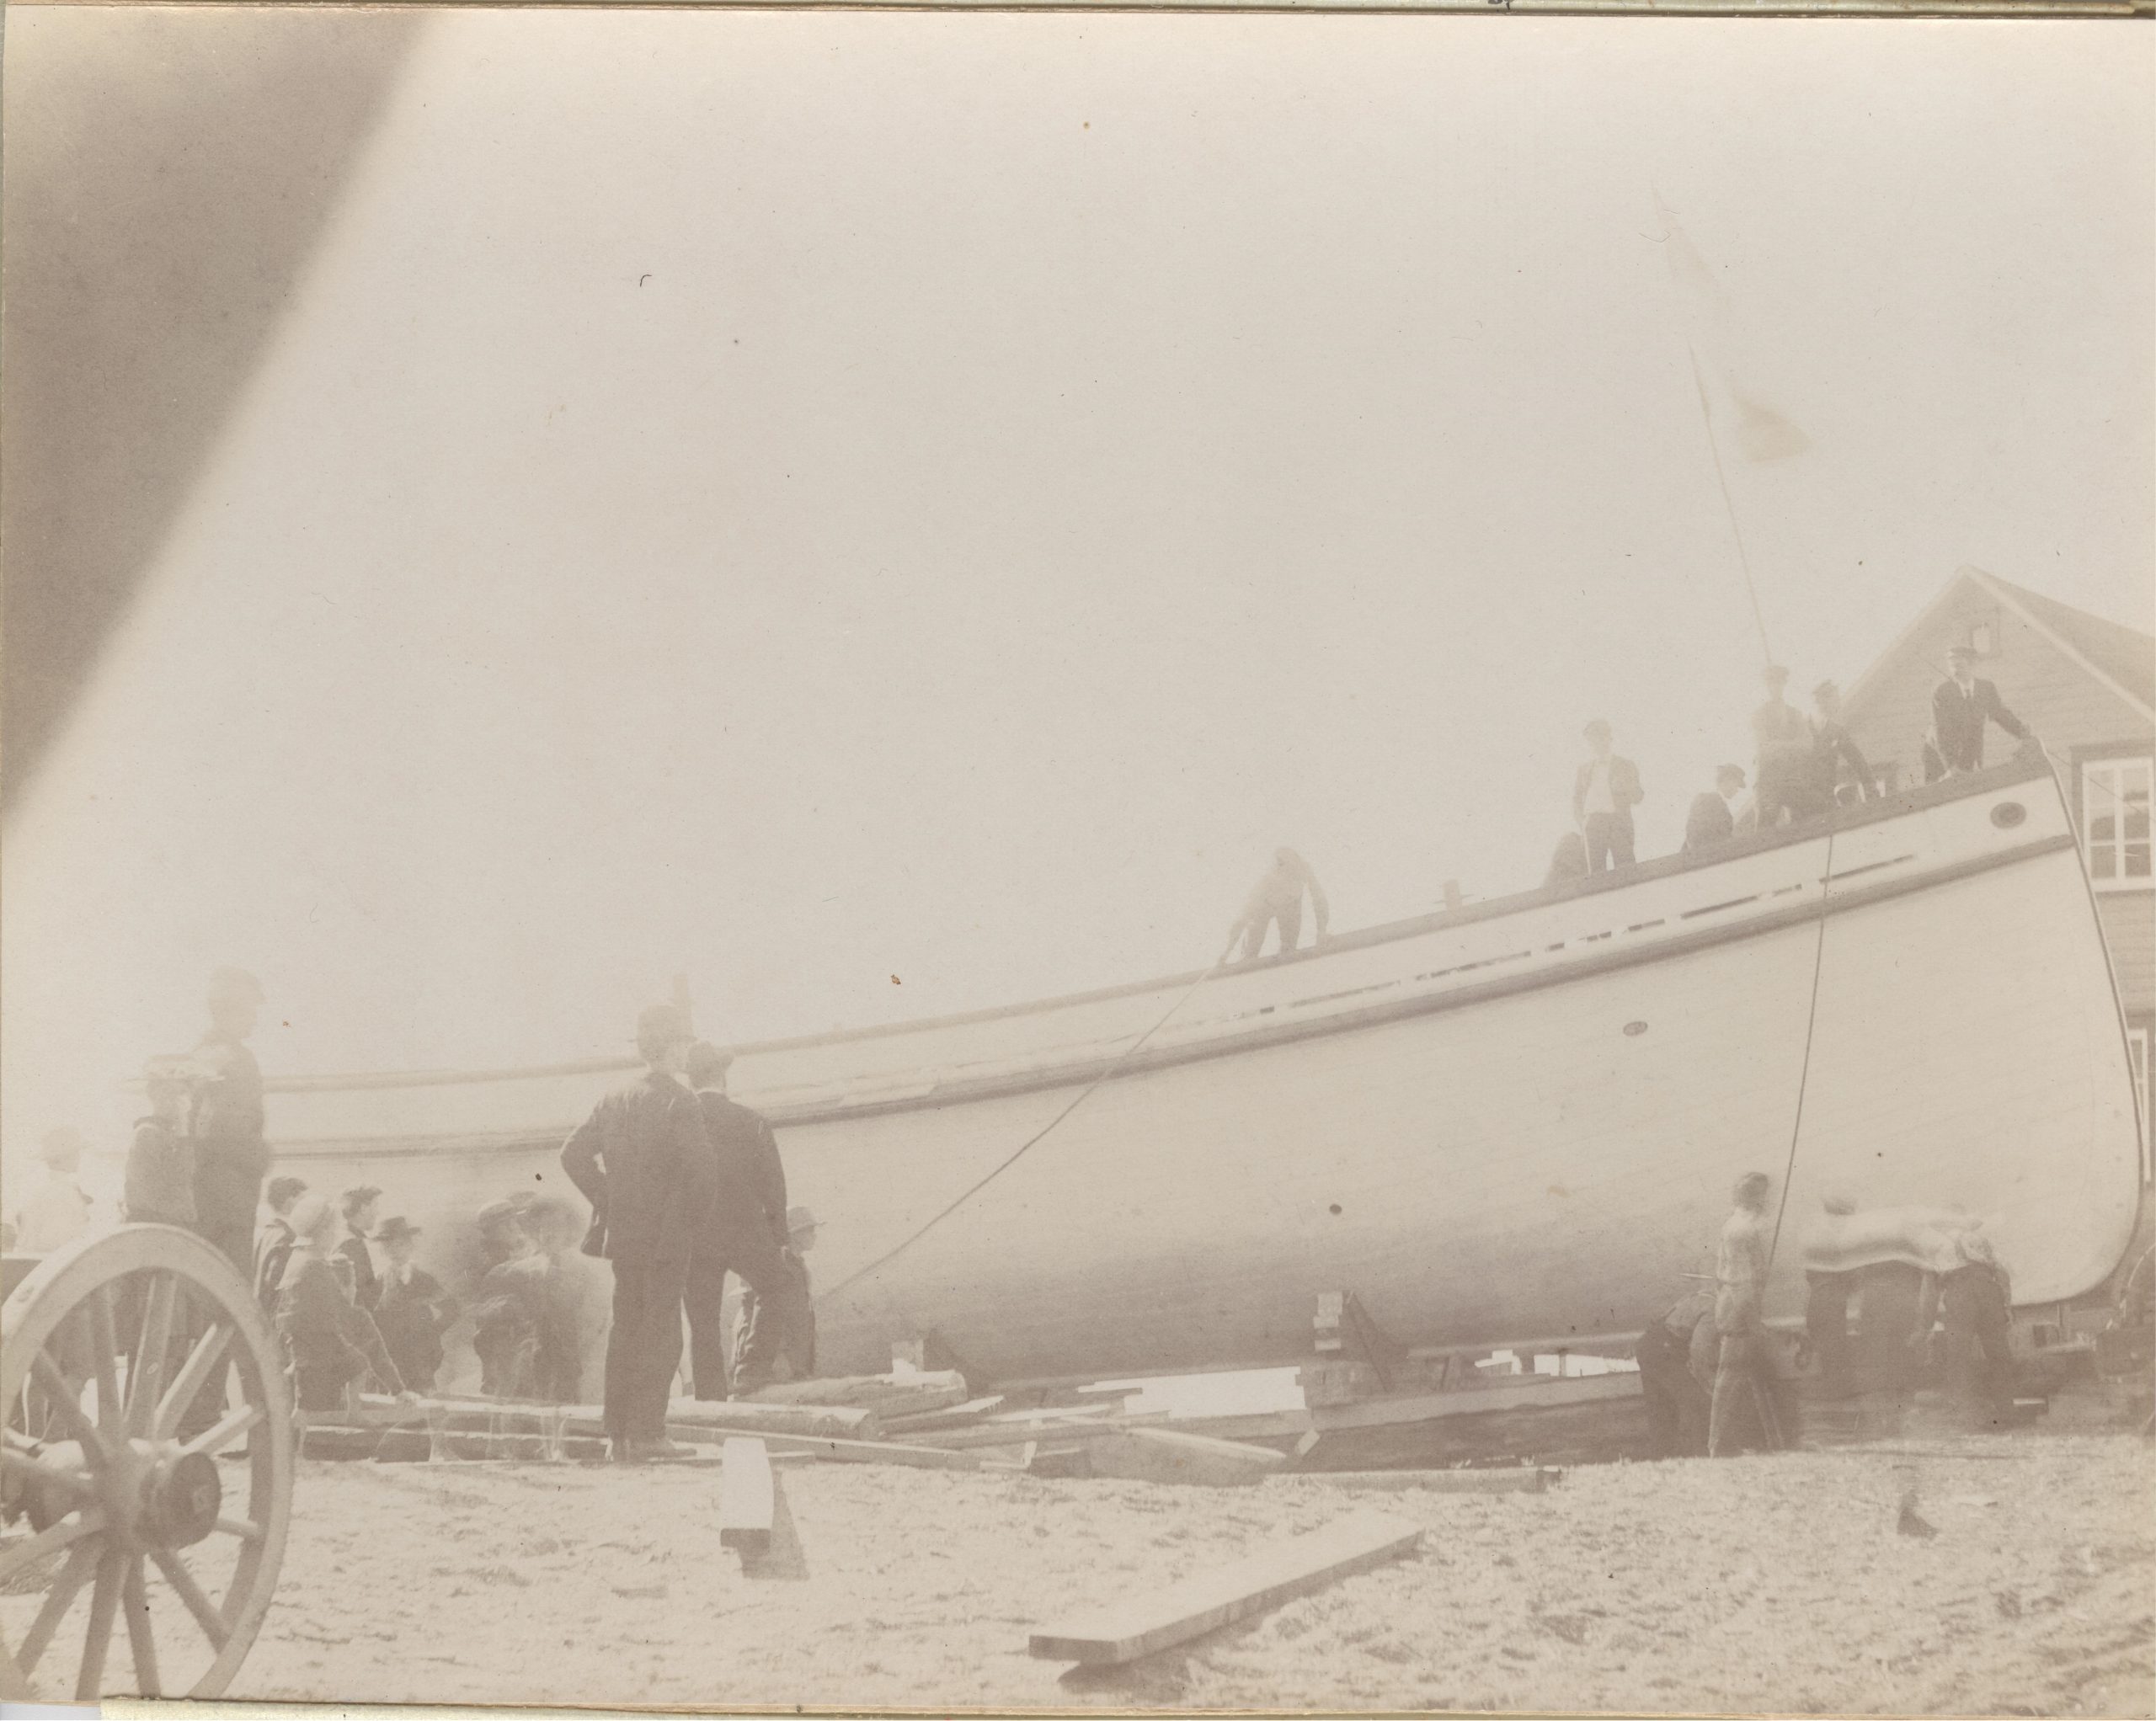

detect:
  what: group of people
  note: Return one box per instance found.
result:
[1550,643,2036,887]
[1635,1171,2020,1460]
[559,1004,817,1462]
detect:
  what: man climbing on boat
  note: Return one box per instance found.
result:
[1230,849,1330,962]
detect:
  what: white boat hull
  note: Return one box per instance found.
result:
[260,760,2144,1384]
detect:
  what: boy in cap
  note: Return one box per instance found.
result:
[373,1216,457,1395]
[559,1003,718,1459]
[253,1175,308,1308]
[275,1194,414,1414]
[124,1064,198,1227]
[1931,643,2032,775]
[12,1127,95,1254]
[336,1186,385,1312]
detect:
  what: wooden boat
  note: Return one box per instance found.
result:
[259,755,2144,1387]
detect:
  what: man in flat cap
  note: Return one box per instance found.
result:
[559,1003,717,1460]
[1931,643,2032,775]
[189,967,271,1277]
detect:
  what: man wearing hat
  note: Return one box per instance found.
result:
[1572,722,1645,873]
[1751,665,1814,833]
[1684,765,1747,855]
[559,1002,718,1460]
[680,1042,790,1401]
[1809,680,1876,812]
[372,1216,457,1394]
[190,967,271,1276]
[12,1127,95,1254]
[336,1186,385,1312]
[253,1175,308,1308]
[1931,643,2031,775]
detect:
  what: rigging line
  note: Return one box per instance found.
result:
[816,938,1239,1306]
[1687,341,1778,671]
[1765,824,1836,1272]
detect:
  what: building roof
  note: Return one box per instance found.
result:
[1974,571,2156,714]
[1844,567,2155,727]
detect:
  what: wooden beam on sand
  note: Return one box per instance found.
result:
[1084,1427,1285,1488]
[757,1432,983,1471]
[1281,1467,1550,1495]
[719,1438,775,1553]
[1028,1510,1422,1665]
[876,1395,1006,1435]
[563,1399,878,1442]
[746,1369,968,1412]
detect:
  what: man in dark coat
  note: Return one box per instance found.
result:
[1753,665,1815,831]
[681,1042,790,1399]
[1931,644,2032,774]
[1684,765,1746,855]
[189,967,270,1276]
[1573,721,1645,872]
[253,1175,308,1310]
[559,1004,718,1460]
[335,1186,384,1313]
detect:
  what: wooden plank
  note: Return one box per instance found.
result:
[1028,1510,1422,1665]
[757,1432,984,1472]
[719,1438,775,1553]
[745,1369,967,1410]
[1281,1467,1549,1495]
[1085,1427,1286,1488]
[562,1399,878,1442]
[876,1395,1007,1435]
[1182,1370,1641,1444]
[889,1409,1175,1450]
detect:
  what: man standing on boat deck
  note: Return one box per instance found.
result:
[1230,849,1330,962]
[1709,1170,1784,1457]
[1572,722,1644,871]
[1684,765,1747,855]
[1752,666,1814,832]
[559,1004,718,1461]
[680,1041,790,1400]
[1931,644,2032,775]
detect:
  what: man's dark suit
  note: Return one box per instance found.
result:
[560,1072,718,1443]
[682,1092,789,1400]
[1931,675,2029,774]
[1684,791,1735,855]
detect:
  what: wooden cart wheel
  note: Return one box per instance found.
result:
[0,1224,294,1700]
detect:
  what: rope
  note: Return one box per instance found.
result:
[818,939,1238,1305]
[1765,825,1836,1271]
[1689,342,1777,670]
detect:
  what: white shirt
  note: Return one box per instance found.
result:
[1582,761,1615,819]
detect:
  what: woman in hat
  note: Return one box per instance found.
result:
[372,1216,458,1395]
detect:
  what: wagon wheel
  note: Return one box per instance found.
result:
[0,1225,294,1700]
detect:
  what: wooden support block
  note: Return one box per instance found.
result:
[1084,1427,1286,1488]
[1282,1467,1549,1495]
[719,1437,775,1554]
[1024,1443,1092,1479]
[1028,1510,1422,1665]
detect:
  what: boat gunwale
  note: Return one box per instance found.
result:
[258,755,2058,1097]
[269,823,2081,1149]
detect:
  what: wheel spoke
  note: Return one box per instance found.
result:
[75,1546,123,1700]
[149,1549,231,1652]
[0,1510,105,1585]
[212,1516,264,1544]
[152,1323,232,1442]
[27,1353,109,1467]
[122,1555,161,1697]
[179,1403,260,1461]
[88,1287,122,1441]
[126,1275,179,1440]
[18,1537,101,1681]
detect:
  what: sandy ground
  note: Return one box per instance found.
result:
[226,1433,2155,1715]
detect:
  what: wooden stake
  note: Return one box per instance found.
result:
[719,1437,775,1554]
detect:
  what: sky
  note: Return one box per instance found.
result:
[3,9,2152,1189]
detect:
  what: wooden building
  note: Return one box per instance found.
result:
[1835,567,2154,1181]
